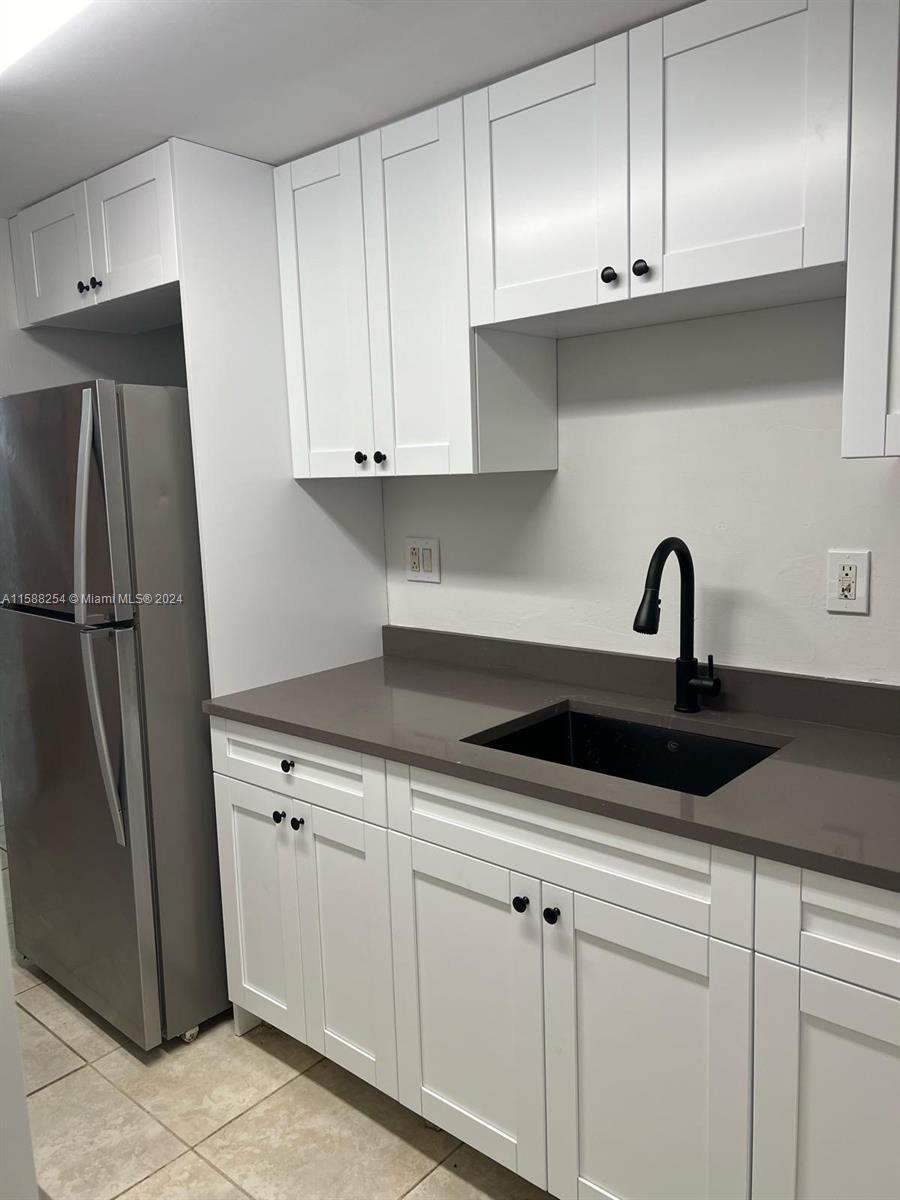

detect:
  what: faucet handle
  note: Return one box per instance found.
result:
[706,654,722,695]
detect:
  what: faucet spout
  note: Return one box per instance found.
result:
[633,537,719,713]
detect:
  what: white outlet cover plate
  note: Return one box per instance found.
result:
[405,537,441,583]
[826,549,870,614]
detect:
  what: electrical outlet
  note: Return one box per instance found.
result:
[405,537,440,583]
[827,550,870,614]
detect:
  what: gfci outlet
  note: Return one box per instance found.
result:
[405,537,441,583]
[826,550,871,614]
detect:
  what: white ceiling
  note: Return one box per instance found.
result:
[0,0,690,218]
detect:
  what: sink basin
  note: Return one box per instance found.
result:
[464,703,780,797]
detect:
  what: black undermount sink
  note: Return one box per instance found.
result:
[464,703,781,797]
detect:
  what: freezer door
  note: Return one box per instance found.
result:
[0,381,133,622]
[0,608,161,1048]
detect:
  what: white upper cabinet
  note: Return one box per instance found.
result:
[630,0,852,296]
[464,39,629,325]
[274,141,375,479]
[85,144,177,301]
[277,121,558,480]
[11,144,178,328]
[11,183,95,324]
[361,102,473,475]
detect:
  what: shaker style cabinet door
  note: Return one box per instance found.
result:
[629,0,852,296]
[464,37,629,324]
[213,774,307,1042]
[274,140,375,479]
[294,805,398,1097]
[85,144,178,302]
[753,956,900,1200]
[362,101,473,475]
[12,183,95,324]
[543,884,752,1200]
[389,835,547,1188]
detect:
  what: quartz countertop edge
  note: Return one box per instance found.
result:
[204,654,900,893]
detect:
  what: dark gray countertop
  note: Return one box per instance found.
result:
[204,653,900,892]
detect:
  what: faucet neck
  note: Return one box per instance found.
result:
[642,537,695,661]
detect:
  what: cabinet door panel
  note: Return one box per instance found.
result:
[86,145,177,301]
[274,141,374,478]
[465,38,629,324]
[753,956,900,1200]
[545,885,751,1200]
[13,184,95,323]
[631,0,851,294]
[362,101,473,475]
[389,834,546,1187]
[213,774,306,1040]
[295,805,397,1097]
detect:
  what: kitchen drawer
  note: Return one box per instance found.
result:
[756,859,900,996]
[387,763,753,945]
[210,718,386,824]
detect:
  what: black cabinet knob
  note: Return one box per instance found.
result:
[280,759,294,774]
[290,816,305,830]
[632,259,650,277]
[77,280,88,294]
[373,451,386,464]
[542,906,561,925]
[89,276,102,289]
[354,451,368,464]
[512,895,530,913]
[600,266,617,284]
[272,810,286,824]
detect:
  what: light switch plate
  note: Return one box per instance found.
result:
[405,537,441,583]
[826,549,870,614]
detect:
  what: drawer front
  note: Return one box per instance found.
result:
[211,718,386,824]
[387,762,753,945]
[756,859,900,996]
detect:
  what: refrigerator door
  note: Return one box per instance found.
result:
[0,381,133,623]
[0,608,161,1048]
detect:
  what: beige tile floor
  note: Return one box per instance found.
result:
[6,875,552,1200]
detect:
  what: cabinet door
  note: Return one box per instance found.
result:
[753,956,900,1200]
[630,0,851,296]
[544,884,752,1200]
[465,38,629,324]
[213,774,306,1041]
[294,804,397,1097]
[389,834,546,1187]
[86,145,178,301]
[362,102,473,475]
[274,141,375,479]
[12,183,95,323]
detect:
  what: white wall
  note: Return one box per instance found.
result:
[0,227,186,395]
[172,140,387,697]
[383,299,900,684]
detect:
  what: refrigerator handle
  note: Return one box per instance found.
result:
[80,629,128,847]
[73,387,93,627]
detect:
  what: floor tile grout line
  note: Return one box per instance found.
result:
[192,1048,325,1160]
[23,1060,87,1101]
[396,1140,463,1200]
[105,1147,194,1200]
[84,1060,194,1152]
[15,990,99,1066]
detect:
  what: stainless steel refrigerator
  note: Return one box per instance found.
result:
[0,380,227,1048]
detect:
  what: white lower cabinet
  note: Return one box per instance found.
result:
[214,773,397,1097]
[389,834,547,1186]
[295,803,397,1097]
[215,747,899,1200]
[543,883,752,1200]
[753,955,900,1200]
[214,773,307,1041]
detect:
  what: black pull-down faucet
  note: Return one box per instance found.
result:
[633,537,721,713]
